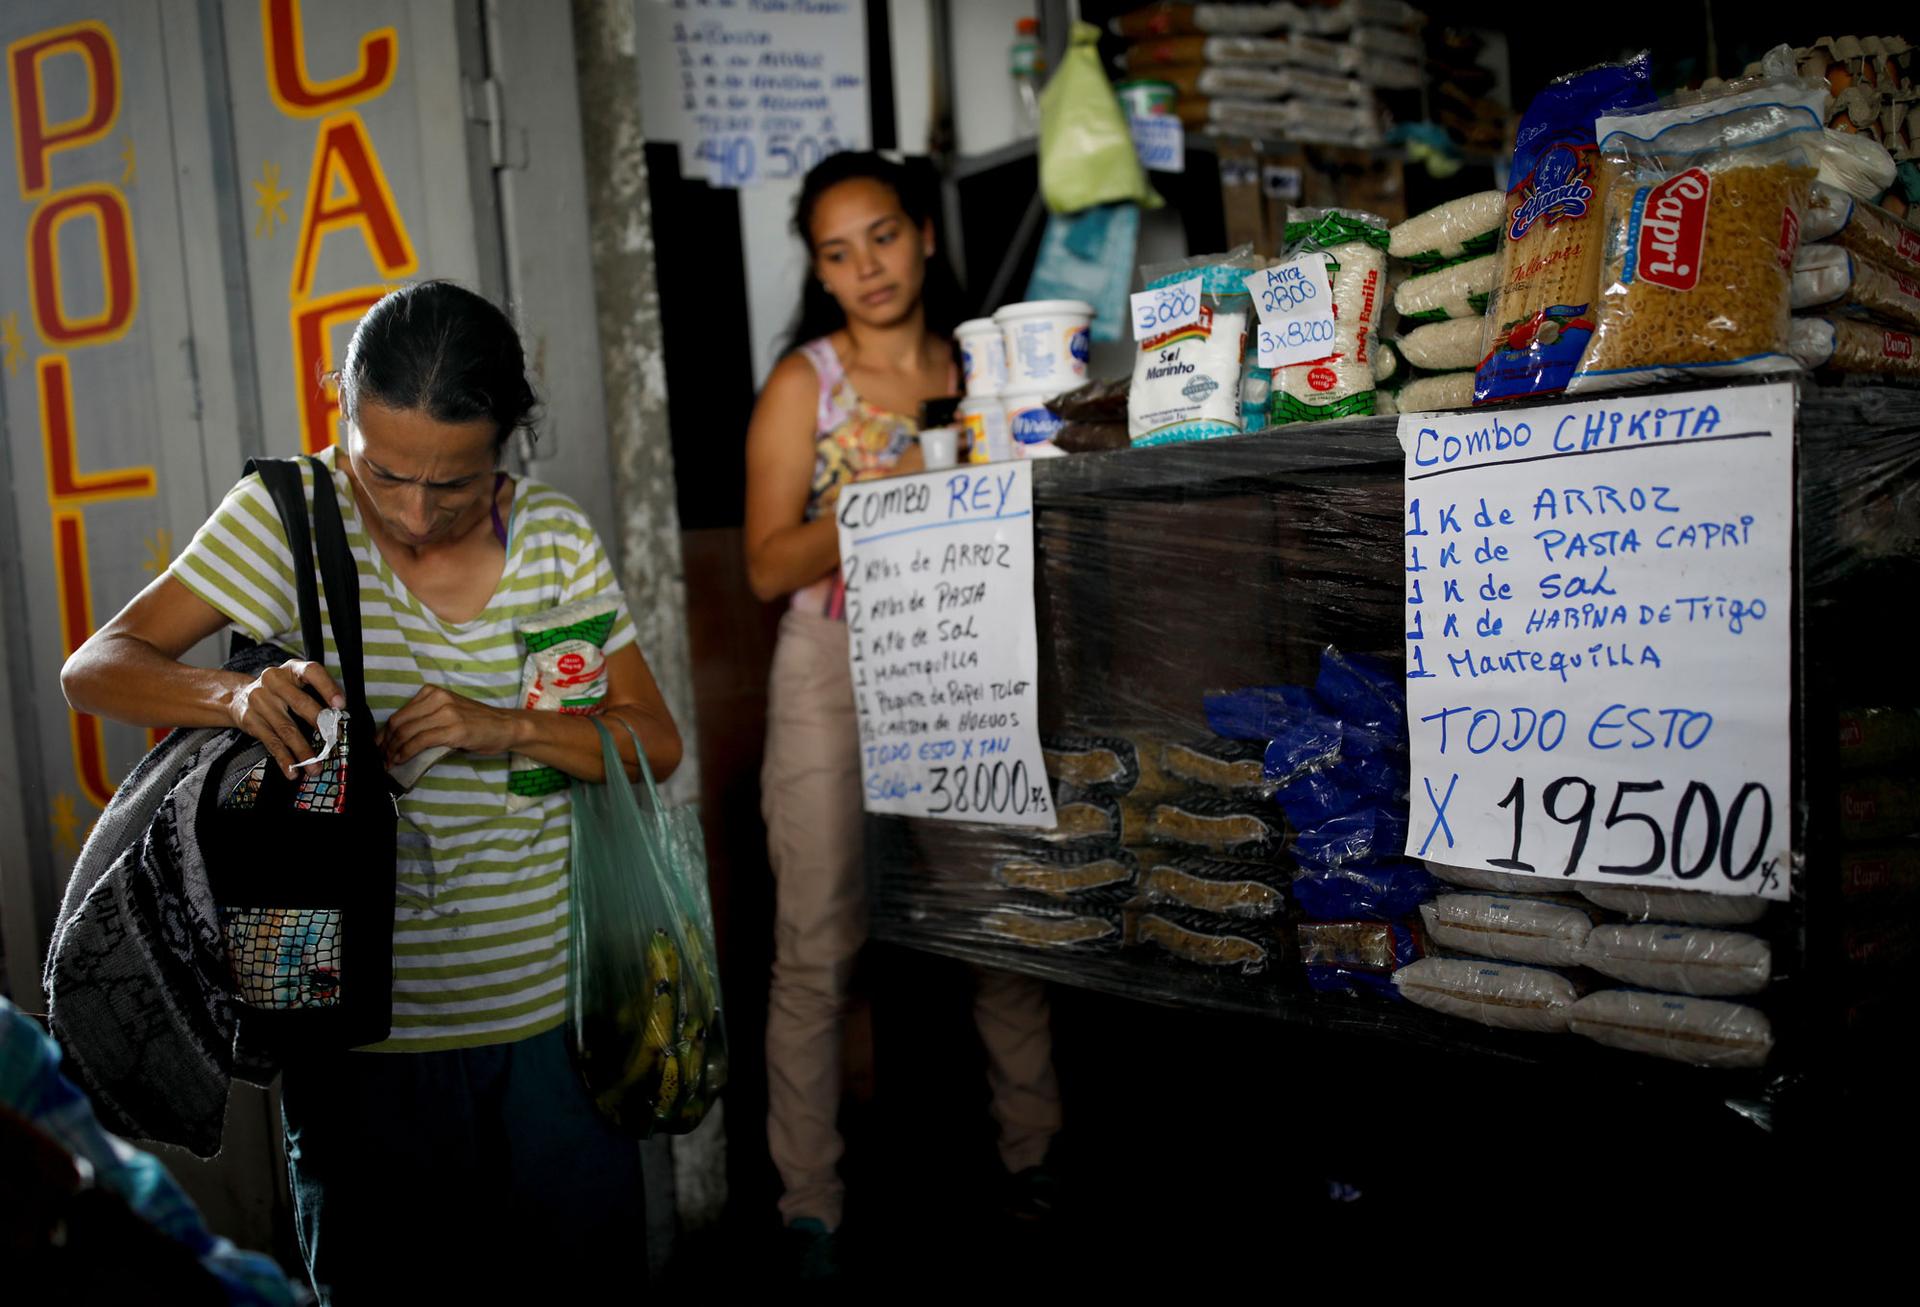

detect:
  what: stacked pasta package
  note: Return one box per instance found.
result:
[1110,1,1432,148]
[1396,866,1778,1069]
[1790,143,1920,379]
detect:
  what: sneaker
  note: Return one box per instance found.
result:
[785,1218,841,1282]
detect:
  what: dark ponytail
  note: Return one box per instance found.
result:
[783,151,965,353]
[337,280,538,449]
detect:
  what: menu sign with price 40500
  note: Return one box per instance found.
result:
[834,463,1055,828]
[1401,383,1794,899]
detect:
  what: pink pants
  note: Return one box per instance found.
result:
[761,609,1061,1229]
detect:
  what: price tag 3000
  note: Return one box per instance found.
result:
[1130,278,1203,341]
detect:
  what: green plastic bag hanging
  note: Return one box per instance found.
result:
[1039,21,1162,215]
[567,718,727,1138]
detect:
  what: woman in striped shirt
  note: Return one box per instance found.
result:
[61,281,681,1301]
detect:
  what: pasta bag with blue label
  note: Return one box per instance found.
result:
[1569,76,1826,391]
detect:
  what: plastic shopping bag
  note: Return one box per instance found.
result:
[568,718,727,1138]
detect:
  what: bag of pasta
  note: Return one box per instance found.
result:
[1473,54,1654,405]
[1567,79,1827,392]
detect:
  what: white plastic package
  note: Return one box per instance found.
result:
[1397,316,1486,370]
[1575,883,1769,927]
[1814,126,1898,201]
[1427,860,1564,897]
[1193,3,1292,34]
[509,597,618,811]
[1803,185,1920,274]
[1373,340,1399,381]
[1567,990,1773,1068]
[1270,208,1390,424]
[1393,958,1578,1033]
[1580,924,1772,997]
[1419,893,1596,967]
[1396,371,1475,411]
[1208,97,1383,147]
[1388,191,1505,267]
[1201,35,1293,64]
[1791,244,1920,330]
[1352,24,1423,61]
[1195,66,1368,102]
[1392,253,1496,323]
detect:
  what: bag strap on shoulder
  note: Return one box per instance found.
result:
[245,458,323,666]
[244,455,368,711]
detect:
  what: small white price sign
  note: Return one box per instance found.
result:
[1130,277,1203,341]
[1248,253,1337,367]
[1129,113,1185,174]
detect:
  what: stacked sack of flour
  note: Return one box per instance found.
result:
[1376,191,1504,412]
[1393,865,1777,1069]
[1781,61,1920,380]
[1110,0,1431,147]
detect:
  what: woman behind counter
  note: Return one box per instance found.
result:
[743,151,1064,1280]
[61,281,681,1303]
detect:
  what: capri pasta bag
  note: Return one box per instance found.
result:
[1474,55,1654,405]
[1568,80,1827,392]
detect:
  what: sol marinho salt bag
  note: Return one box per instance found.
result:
[1129,246,1261,446]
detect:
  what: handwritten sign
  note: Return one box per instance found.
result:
[635,0,870,188]
[1401,383,1794,899]
[835,463,1054,828]
[1249,254,1337,367]
[1131,277,1202,341]
[1129,113,1186,174]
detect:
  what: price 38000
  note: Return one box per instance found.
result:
[927,761,1051,818]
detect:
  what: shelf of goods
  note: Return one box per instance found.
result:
[865,381,1920,1122]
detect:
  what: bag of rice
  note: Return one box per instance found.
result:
[1789,313,1920,375]
[1791,244,1920,329]
[1392,958,1579,1032]
[1389,191,1506,268]
[1567,990,1773,1067]
[1374,390,1399,415]
[1270,208,1391,424]
[1567,79,1827,392]
[1374,341,1400,382]
[1129,247,1261,446]
[1398,316,1486,370]
[1396,371,1475,411]
[1474,54,1656,405]
[1576,883,1768,927]
[1391,253,1496,323]
[1425,860,1562,897]
[508,599,619,810]
[1581,924,1772,996]
[1419,893,1595,966]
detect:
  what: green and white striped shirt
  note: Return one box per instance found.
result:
[169,447,637,1051]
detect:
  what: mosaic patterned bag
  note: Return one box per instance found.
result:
[202,457,398,1053]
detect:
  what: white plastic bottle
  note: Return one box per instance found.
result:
[1010,18,1043,137]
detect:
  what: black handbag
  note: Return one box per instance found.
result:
[199,456,398,1053]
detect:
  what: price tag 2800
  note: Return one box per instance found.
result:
[1130,278,1202,341]
[1248,253,1337,368]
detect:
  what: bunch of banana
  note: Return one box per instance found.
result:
[584,927,727,1133]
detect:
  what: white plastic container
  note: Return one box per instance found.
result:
[954,318,1010,396]
[993,299,1093,392]
[1003,386,1066,458]
[918,425,960,470]
[958,394,1013,463]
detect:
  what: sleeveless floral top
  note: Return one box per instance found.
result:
[791,336,922,618]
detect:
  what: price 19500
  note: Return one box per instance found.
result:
[1490,776,1778,889]
[928,760,1050,818]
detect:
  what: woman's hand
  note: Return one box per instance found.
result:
[228,660,346,778]
[378,684,518,768]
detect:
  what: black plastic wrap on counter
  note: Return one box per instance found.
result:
[866,382,1920,1110]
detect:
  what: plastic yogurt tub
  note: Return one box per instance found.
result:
[955,318,1010,396]
[1003,386,1067,457]
[993,299,1093,393]
[958,393,1013,463]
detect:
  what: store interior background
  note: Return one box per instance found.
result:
[0,0,1886,1285]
